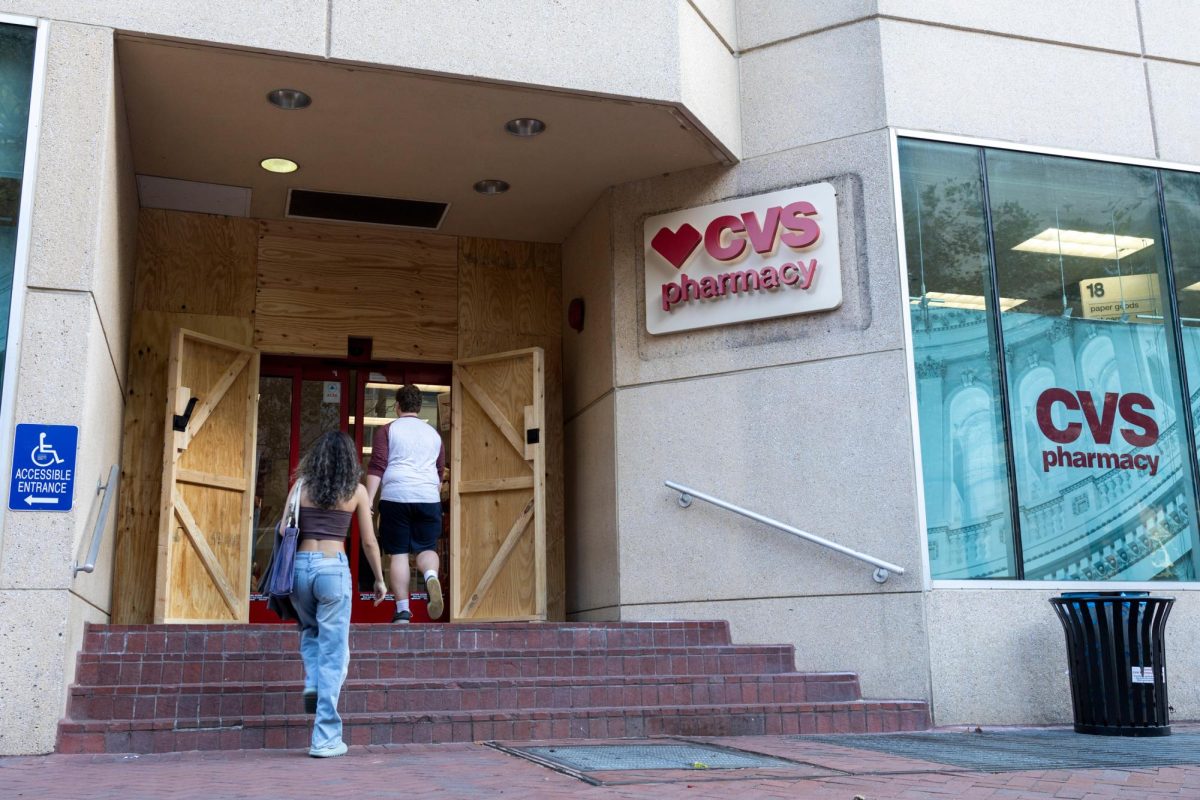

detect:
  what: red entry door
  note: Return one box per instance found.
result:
[248,356,451,624]
[352,363,451,623]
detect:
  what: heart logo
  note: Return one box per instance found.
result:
[650,223,702,269]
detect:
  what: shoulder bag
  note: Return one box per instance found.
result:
[258,479,302,621]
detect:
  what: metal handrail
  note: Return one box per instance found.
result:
[74,464,119,577]
[665,480,905,583]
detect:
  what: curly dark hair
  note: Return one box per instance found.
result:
[295,431,361,509]
[396,384,422,413]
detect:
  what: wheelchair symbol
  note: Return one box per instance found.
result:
[30,432,65,468]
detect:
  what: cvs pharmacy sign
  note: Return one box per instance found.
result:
[643,183,841,334]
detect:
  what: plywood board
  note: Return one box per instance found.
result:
[256,219,458,360]
[458,238,565,620]
[134,208,257,316]
[451,348,546,621]
[112,312,252,624]
[155,329,259,623]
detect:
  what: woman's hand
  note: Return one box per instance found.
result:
[373,579,388,606]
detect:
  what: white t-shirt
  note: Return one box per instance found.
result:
[368,417,444,504]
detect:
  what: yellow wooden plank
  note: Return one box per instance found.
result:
[457,365,525,457]
[454,345,543,366]
[532,346,547,619]
[457,476,534,494]
[459,497,535,618]
[176,468,247,491]
[154,328,185,624]
[239,351,260,623]
[450,362,463,619]
[173,492,240,618]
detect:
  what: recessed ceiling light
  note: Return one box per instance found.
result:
[260,157,299,174]
[267,88,311,109]
[1012,228,1155,260]
[505,118,546,137]
[474,179,510,195]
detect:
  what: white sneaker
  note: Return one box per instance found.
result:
[308,740,348,758]
[426,574,444,620]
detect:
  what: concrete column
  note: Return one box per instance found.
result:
[0,20,137,755]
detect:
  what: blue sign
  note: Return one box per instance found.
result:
[9,424,78,511]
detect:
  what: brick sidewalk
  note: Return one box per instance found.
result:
[3,734,1199,799]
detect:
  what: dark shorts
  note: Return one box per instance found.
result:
[378,501,442,555]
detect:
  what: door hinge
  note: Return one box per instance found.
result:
[173,397,199,432]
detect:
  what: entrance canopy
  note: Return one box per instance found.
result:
[116,34,726,243]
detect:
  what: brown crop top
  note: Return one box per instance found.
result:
[298,506,353,542]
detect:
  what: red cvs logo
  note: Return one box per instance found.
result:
[1036,388,1158,446]
[650,201,821,269]
[649,224,702,269]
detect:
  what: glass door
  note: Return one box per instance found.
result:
[249,360,350,623]
[249,356,451,623]
[351,363,452,622]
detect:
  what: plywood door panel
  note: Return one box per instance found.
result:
[255,219,458,361]
[155,328,259,623]
[113,312,253,624]
[451,347,546,621]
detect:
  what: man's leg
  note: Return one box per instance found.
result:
[389,551,411,620]
[379,500,413,622]
[413,503,444,619]
[417,548,442,619]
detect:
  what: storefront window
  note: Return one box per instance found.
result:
[0,22,36,412]
[901,140,1017,578]
[901,137,1200,581]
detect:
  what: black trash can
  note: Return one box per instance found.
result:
[1049,592,1174,736]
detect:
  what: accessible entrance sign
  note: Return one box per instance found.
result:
[9,423,78,511]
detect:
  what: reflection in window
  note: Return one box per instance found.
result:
[902,137,1200,581]
[0,24,36,415]
[900,139,1018,578]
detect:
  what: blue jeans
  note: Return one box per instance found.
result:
[292,551,351,749]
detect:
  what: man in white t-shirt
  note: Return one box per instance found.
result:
[366,384,446,623]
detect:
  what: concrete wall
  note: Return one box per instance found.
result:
[561,193,620,619]
[0,20,137,755]
[926,589,1200,726]
[602,123,929,700]
[0,0,741,161]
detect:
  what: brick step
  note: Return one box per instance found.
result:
[83,621,732,656]
[67,672,861,720]
[57,700,931,754]
[75,644,797,686]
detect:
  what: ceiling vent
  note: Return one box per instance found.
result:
[286,188,448,229]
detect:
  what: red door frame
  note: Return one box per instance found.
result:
[249,355,451,624]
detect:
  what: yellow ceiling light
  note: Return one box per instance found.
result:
[1012,228,1154,260]
[260,157,299,174]
[913,292,1027,312]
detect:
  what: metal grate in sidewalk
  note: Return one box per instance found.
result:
[802,729,1200,771]
[514,742,802,771]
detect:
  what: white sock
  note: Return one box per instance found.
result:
[396,597,410,612]
[424,569,438,583]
